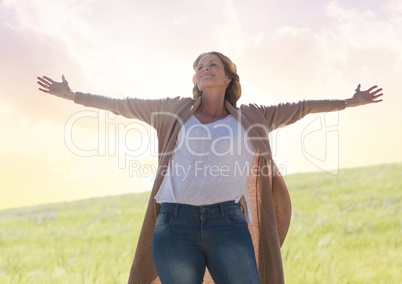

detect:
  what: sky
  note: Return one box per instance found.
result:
[1,0,401,209]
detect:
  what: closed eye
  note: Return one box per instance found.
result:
[197,62,218,70]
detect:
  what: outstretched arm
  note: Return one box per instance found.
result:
[36,74,183,127]
[37,75,75,101]
[254,84,384,132]
[345,84,383,108]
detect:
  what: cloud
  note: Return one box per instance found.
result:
[327,0,377,22]
[1,0,401,209]
[384,0,402,27]
[325,0,402,54]
[241,0,401,98]
[2,0,269,97]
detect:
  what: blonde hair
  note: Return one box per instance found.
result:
[192,51,241,108]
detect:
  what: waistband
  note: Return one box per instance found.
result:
[160,201,240,216]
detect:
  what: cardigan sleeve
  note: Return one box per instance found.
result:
[258,99,347,132]
[74,92,180,127]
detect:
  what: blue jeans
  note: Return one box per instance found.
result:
[152,201,260,284]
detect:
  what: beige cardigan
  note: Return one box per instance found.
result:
[74,92,346,283]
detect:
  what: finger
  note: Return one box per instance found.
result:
[37,76,52,85]
[37,81,49,88]
[366,85,378,92]
[43,76,55,83]
[373,93,383,99]
[62,74,69,85]
[370,88,383,95]
[38,88,50,93]
[355,84,361,92]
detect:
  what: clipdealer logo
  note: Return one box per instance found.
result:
[64,109,158,169]
[63,109,340,177]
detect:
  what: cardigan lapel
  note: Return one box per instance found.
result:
[225,100,273,162]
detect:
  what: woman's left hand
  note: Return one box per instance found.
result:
[346,84,383,107]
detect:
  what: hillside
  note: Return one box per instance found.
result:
[0,163,401,283]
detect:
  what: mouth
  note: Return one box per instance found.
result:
[200,73,214,79]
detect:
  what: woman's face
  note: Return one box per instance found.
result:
[195,54,232,92]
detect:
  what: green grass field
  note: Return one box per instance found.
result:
[1,163,401,283]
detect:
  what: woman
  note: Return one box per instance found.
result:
[37,51,383,284]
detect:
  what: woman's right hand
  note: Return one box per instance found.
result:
[37,75,75,101]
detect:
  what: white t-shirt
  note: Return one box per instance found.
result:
[155,115,255,219]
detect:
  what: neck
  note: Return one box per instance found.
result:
[198,90,228,117]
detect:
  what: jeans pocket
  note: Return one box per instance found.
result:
[225,208,247,225]
[155,212,173,228]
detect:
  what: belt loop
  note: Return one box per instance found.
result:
[174,204,180,218]
[219,203,225,217]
